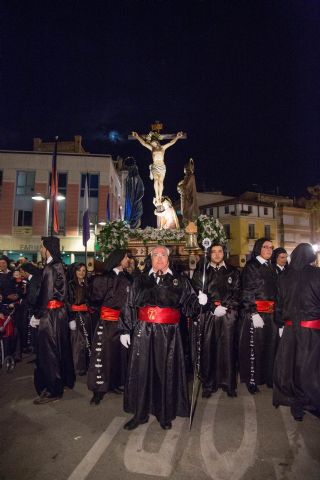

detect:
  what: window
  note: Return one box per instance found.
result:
[49,172,67,196]
[224,206,229,214]
[264,225,271,239]
[16,171,35,195]
[81,173,99,197]
[248,205,252,213]
[224,224,231,239]
[15,210,33,226]
[248,224,255,239]
[264,207,268,215]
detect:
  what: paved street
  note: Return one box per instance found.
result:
[1,355,320,480]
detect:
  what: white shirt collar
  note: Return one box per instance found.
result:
[149,267,173,276]
[209,261,226,269]
[46,255,53,264]
[256,255,269,265]
[277,265,285,271]
[113,267,122,275]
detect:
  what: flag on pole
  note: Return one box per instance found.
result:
[106,192,111,222]
[82,174,90,247]
[50,137,59,234]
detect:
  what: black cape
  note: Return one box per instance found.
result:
[119,270,200,424]
[87,270,132,393]
[34,260,75,396]
[239,258,278,387]
[192,263,241,393]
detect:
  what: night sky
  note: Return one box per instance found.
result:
[1,1,320,225]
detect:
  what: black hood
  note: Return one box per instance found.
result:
[289,243,316,271]
[104,249,127,272]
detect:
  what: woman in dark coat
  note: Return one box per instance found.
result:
[273,243,320,420]
[239,238,278,393]
[68,263,92,376]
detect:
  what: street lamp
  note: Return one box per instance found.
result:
[32,193,65,235]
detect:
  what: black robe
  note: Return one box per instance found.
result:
[119,270,200,424]
[87,270,132,393]
[68,280,92,376]
[192,263,241,393]
[34,260,75,397]
[239,259,278,387]
[22,273,41,352]
[273,265,320,414]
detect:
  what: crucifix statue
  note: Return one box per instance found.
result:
[129,121,186,212]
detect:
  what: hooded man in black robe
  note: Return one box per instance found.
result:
[87,249,132,405]
[31,236,75,404]
[273,243,320,420]
[192,242,241,398]
[119,244,207,430]
[239,237,278,394]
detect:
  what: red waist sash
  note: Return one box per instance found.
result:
[255,300,275,314]
[100,306,120,321]
[138,306,180,324]
[71,304,88,312]
[47,300,64,309]
[214,300,221,306]
[286,319,320,330]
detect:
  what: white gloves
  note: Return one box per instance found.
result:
[120,334,131,349]
[251,313,264,328]
[279,327,284,338]
[69,320,77,331]
[29,315,40,328]
[214,305,227,317]
[198,291,208,306]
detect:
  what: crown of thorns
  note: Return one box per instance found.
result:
[145,131,162,143]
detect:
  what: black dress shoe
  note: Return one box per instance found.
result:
[124,416,149,430]
[160,421,172,430]
[33,392,61,405]
[290,405,304,422]
[247,384,260,395]
[227,389,237,398]
[90,392,103,405]
[202,390,212,398]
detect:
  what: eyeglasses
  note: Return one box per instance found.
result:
[152,253,168,258]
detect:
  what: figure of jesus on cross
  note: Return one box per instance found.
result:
[130,122,185,211]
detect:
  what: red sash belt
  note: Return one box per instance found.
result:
[214,300,221,306]
[100,306,120,321]
[286,319,320,330]
[47,300,64,309]
[285,320,293,326]
[138,306,180,324]
[71,304,88,312]
[255,300,275,313]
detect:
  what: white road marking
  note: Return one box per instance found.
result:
[200,391,258,480]
[272,407,320,479]
[124,416,186,477]
[67,417,125,480]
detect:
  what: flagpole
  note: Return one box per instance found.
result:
[51,136,59,236]
[83,172,90,266]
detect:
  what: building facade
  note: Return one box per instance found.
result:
[199,191,311,266]
[0,140,123,264]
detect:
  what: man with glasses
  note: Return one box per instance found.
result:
[119,245,207,430]
[239,238,278,394]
